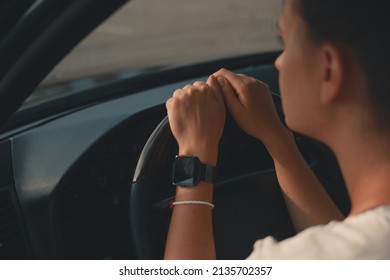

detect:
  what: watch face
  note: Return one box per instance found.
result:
[172,156,200,186]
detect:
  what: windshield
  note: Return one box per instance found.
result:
[23,0,282,108]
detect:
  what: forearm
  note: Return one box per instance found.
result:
[164,182,215,259]
[164,146,217,260]
[264,130,344,231]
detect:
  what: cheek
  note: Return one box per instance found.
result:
[277,51,314,133]
[278,53,300,123]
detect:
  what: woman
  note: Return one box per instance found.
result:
[164,0,390,259]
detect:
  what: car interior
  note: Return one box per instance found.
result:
[0,0,350,260]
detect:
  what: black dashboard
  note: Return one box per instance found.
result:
[59,107,166,259]
[1,78,181,259]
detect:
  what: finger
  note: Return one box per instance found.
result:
[207,75,224,105]
[166,97,177,112]
[214,68,244,82]
[182,84,193,91]
[213,68,247,93]
[217,76,242,115]
[193,81,207,88]
[166,97,172,108]
[172,89,184,98]
[192,81,212,99]
[206,75,215,86]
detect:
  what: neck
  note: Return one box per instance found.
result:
[326,126,390,216]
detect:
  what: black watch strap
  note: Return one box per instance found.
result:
[200,162,216,184]
[172,155,216,186]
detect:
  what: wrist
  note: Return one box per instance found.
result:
[175,181,214,202]
[262,127,295,156]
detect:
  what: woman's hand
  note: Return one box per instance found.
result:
[166,75,226,166]
[165,76,224,260]
[212,69,344,231]
[213,68,288,147]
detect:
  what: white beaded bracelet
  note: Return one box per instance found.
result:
[172,200,215,209]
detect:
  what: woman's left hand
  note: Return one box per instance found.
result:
[166,75,226,166]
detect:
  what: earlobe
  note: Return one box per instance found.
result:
[319,44,344,105]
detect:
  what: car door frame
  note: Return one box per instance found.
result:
[0,0,129,132]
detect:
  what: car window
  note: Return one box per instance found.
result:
[23,0,282,108]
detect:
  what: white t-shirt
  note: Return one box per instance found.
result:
[246,206,390,259]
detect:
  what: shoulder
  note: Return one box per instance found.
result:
[247,206,390,260]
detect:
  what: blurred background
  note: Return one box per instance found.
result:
[27,0,282,106]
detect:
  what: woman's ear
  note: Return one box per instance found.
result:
[319,44,345,105]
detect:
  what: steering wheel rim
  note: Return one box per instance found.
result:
[130,116,174,259]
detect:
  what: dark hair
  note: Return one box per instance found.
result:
[294,0,390,126]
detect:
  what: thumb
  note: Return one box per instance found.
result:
[207,75,224,104]
[217,76,242,115]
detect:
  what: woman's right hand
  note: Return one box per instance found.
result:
[212,68,289,146]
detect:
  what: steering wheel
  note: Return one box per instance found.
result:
[130,94,296,259]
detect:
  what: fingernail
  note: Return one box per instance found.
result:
[217,77,225,86]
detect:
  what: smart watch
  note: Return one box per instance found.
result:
[172,155,216,186]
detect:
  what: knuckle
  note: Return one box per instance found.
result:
[173,88,183,96]
[194,81,208,91]
[215,68,227,76]
[193,81,202,86]
[182,84,192,91]
[199,84,208,92]
[166,97,177,111]
[165,98,172,108]
[257,79,268,87]
[169,97,179,107]
[187,87,197,95]
[239,79,251,91]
